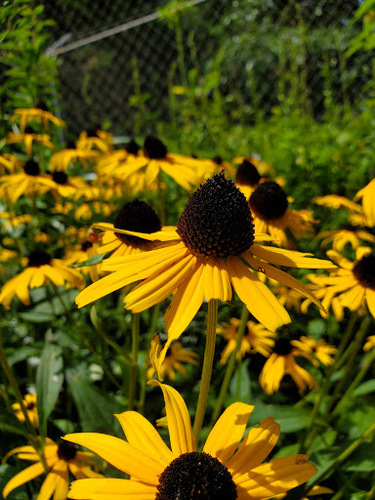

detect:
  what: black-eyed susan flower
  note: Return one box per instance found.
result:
[147,337,198,381]
[354,178,375,227]
[235,159,262,199]
[317,228,375,252]
[64,239,101,283]
[76,127,113,153]
[6,129,54,156]
[249,180,316,247]
[0,250,85,309]
[0,213,33,230]
[0,153,22,174]
[291,336,337,367]
[3,438,102,500]
[307,247,375,320]
[48,170,89,199]
[260,337,316,395]
[11,104,65,132]
[0,159,55,203]
[65,382,317,499]
[119,135,206,191]
[217,318,276,364]
[233,154,274,176]
[94,199,169,258]
[76,173,334,370]
[12,393,39,427]
[49,146,98,172]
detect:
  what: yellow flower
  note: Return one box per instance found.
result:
[48,170,89,199]
[49,147,98,171]
[65,382,317,499]
[354,178,375,227]
[317,228,375,252]
[6,131,54,156]
[275,484,334,499]
[11,105,65,132]
[291,336,337,367]
[235,159,262,199]
[313,194,361,212]
[94,199,167,258]
[76,174,334,373]
[3,438,101,500]
[0,250,85,309]
[76,128,113,153]
[249,180,316,247]
[260,337,316,395]
[147,337,198,380]
[307,247,375,320]
[117,135,207,191]
[0,153,22,173]
[363,335,375,352]
[233,155,274,175]
[0,213,33,229]
[0,160,55,203]
[217,318,276,364]
[11,393,39,427]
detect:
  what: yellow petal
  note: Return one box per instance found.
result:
[148,381,195,456]
[115,411,173,466]
[3,462,45,498]
[38,461,68,500]
[203,258,232,302]
[251,244,336,269]
[63,433,163,484]
[235,455,317,498]
[68,478,156,499]
[227,257,290,331]
[259,354,286,395]
[228,417,280,477]
[203,403,254,463]
[366,288,375,319]
[94,223,179,241]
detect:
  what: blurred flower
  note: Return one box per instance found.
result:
[11,105,65,132]
[313,194,361,211]
[354,177,375,227]
[0,213,33,229]
[0,250,85,309]
[260,337,316,395]
[12,393,39,427]
[65,382,317,499]
[49,147,98,171]
[249,180,316,247]
[0,159,55,203]
[76,127,113,153]
[64,239,101,283]
[364,335,375,352]
[307,247,375,320]
[47,170,89,199]
[148,336,198,381]
[6,130,54,156]
[235,159,262,199]
[217,317,276,364]
[0,153,22,174]
[291,336,337,367]
[317,228,375,252]
[77,174,334,375]
[3,438,101,500]
[233,154,274,175]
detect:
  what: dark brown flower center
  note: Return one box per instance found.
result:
[212,156,222,165]
[113,199,161,247]
[26,402,35,410]
[353,253,375,290]
[52,171,68,185]
[177,173,254,258]
[57,441,78,461]
[125,139,140,155]
[36,100,49,111]
[81,241,93,251]
[28,250,52,267]
[24,160,40,176]
[249,181,288,220]
[236,160,261,187]
[143,136,167,159]
[156,451,237,500]
[274,337,293,356]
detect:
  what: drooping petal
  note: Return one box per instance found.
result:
[228,417,280,477]
[115,411,173,466]
[149,381,195,456]
[63,433,163,484]
[94,223,179,242]
[203,403,254,464]
[68,478,156,499]
[366,288,375,319]
[259,354,286,395]
[339,284,365,311]
[235,455,317,499]
[3,462,45,498]
[38,460,69,500]
[227,257,290,331]
[202,258,232,302]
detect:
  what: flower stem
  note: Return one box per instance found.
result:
[193,299,218,444]
[209,305,249,428]
[128,312,140,410]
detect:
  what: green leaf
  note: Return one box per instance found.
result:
[36,344,64,438]
[343,443,375,472]
[73,253,107,268]
[0,410,29,437]
[229,359,251,402]
[250,403,311,433]
[352,379,375,397]
[66,366,121,435]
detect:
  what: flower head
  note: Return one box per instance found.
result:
[12,393,39,427]
[65,382,317,499]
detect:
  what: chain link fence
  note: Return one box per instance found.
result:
[44,0,369,137]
